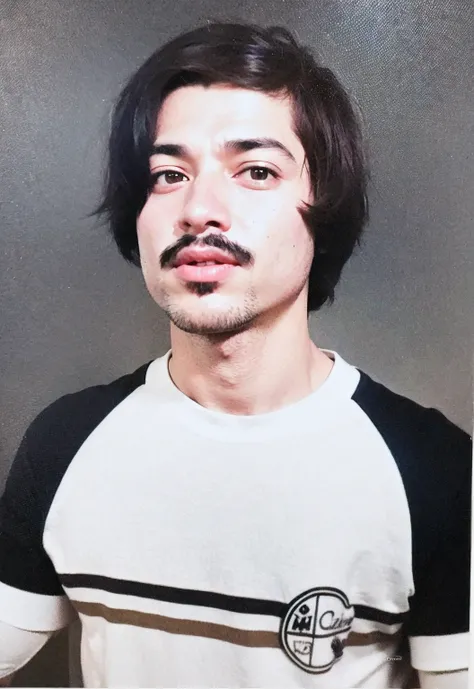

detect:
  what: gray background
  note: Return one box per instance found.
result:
[1,0,472,685]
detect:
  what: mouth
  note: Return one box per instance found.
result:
[173,261,239,282]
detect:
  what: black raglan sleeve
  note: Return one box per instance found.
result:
[406,408,472,672]
[0,362,151,633]
[0,412,76,631]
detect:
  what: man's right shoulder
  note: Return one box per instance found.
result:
[28,360,152,442]
[11,360,153,487]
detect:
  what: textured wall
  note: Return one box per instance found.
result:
[1,0,472,685]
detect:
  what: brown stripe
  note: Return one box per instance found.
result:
[344,630,398,647]
[72,600,280,648]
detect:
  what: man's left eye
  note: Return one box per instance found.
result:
[240,167,279,181]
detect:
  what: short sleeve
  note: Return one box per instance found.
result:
[407,413,471,672]
[0,365,149,633]
[0,425,75,632]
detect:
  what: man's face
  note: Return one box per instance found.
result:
[137,84,314,335]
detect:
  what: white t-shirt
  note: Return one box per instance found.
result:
[0,349,470,687]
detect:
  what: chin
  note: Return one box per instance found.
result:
[166,300,257,336]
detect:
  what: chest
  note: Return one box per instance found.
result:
[45,429,414,609]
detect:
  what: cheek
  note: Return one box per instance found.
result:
[274,207,313,275]
[268,196,311,247]
[244,189,304,238]
[241,192,312,273]
[136,199,164,260]
[136,199,153,242]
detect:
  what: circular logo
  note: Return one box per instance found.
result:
[279,587,354,674]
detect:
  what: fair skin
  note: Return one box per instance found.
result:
[137,83,334,416]
[135,84,467,689]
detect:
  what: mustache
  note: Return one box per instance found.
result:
[161,234,253,269]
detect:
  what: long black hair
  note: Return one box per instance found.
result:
[92,22,370,313]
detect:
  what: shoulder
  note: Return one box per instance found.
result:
[5,361,153,518]
[351,367,471,547]
[24,360,152,455]
[352,368,471,480]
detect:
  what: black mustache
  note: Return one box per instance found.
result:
[161,234,253,269]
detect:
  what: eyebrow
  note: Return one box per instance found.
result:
[150,138,297,164]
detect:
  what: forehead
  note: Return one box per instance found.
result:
[154,84,302,155]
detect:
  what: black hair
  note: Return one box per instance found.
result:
[92,21,369,313]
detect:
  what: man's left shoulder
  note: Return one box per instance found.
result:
[351,367,472,485]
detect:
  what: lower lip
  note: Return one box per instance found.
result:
[174,263,238,282]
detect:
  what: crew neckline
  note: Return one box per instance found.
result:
[144,348,361,442]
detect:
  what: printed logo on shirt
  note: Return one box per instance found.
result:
[279,587,354,674]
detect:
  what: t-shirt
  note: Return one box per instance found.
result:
[0,348,471,688]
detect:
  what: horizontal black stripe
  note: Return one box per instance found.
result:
[354,604,408,625]
[59,573,286,617]
[59,574,408,625]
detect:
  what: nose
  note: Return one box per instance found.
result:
[176,173,232,236]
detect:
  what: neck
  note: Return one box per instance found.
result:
[167,306,334,416]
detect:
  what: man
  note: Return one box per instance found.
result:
[0,21,470,689]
